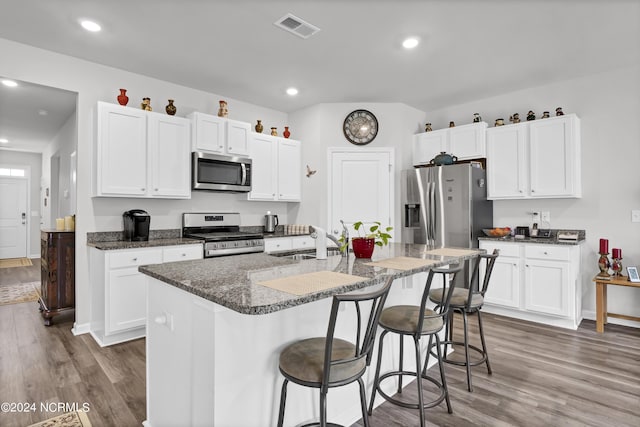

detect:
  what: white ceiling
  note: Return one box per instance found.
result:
[1,0,639,152]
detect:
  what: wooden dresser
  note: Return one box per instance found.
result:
[40,230,75,325]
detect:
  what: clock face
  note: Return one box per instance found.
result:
[343,110,378,145]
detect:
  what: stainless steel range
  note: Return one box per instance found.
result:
[182,212,264,258]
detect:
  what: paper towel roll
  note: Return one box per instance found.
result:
[56,218,64,230]
[64,216,74,230]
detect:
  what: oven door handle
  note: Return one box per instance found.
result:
[241,163,248,186]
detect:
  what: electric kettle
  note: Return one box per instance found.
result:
[265,211,279,233]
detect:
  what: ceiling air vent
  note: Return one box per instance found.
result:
[274,13,320,39]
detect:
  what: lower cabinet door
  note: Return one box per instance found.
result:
[107,267,147,334]
[483,256,520,308]
[524,259,569,316]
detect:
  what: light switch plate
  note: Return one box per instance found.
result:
[632,210,640,223]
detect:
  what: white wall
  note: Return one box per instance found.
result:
[289,102,425,233]
[0,150,42,257]
[41,110,78,228]
[1,38,293,330]
[422,64,640,323]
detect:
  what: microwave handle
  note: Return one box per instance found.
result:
[241,163,247,186]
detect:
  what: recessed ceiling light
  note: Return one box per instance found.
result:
[286,87,299,96]
[402,37,419,49]
[80,19,101,32]
[1,79,18,87]
[0,138,9,144]
[38,109,48,116]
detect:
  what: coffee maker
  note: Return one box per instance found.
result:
[123,209,150,241]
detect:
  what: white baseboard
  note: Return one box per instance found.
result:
[29,254,40,259]
[71,322,91,336]
[582,310,640,329]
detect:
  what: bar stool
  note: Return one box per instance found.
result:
[367,265,464,427]
[276,276,394,427]
[428,250,499,392]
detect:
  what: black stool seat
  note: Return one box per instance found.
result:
[429,287,484,309]
[379,306,443,334]
[279,337,366,385]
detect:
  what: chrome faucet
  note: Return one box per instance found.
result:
[310,221,349,258]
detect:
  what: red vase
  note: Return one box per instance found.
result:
[283,126,291,138]
[117,89,129,106]
[352,237,375,258]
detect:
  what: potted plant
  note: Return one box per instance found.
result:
[341,221,393,258]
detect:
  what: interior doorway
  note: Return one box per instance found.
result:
[327,147,395,238]
[0,175,28,258]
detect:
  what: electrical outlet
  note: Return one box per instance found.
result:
[541,211,550,223]
[632,210,640,223]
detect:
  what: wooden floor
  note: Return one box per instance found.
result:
[1,263,639,427]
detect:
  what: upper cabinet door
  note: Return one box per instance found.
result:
[191,112,225,153]
[449,122,487,159]
[148,113,191,198]
[247,133,278,201]
[413,130,448,166]
[486,124,528,199]
[96,102,147,196]
[277,139,302,201]
[226,119,251,156]
[529,115,581,198]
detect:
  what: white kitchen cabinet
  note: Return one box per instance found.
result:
[89,244,202,346]
[248,133,302,202]
[148,113,191,198]
[94,102,191,199]
[263,235,315,253]
[413,122,486,166]
[479,240,582,329]
[486,114,581,199]
[188,112,251,156]
[482,243,520,308]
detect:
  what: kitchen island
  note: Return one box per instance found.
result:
[139,243,482,427]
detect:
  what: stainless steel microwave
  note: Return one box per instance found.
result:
[192,152,252,192]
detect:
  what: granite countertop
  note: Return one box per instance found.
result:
[139,243,482,315]
[88,237,203,251]
[478,229,585,246]
[262,231,312,239]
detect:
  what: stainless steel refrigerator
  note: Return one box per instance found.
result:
[401,163,493,287]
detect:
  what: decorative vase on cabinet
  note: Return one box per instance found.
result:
[117,89,129,106]
[255,120,264,133]
[283,126,291,138]
[165,99,176,116]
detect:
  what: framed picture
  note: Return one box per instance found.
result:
[627,266,640,282]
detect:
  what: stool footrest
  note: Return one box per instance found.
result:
[375,370,447,410]
[432,340,488,367]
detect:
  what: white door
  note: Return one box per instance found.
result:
[328,148,394,239]
[0,177,28,258]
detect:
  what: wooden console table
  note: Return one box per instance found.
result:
[593,275,640,333]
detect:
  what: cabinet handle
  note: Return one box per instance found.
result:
[154,314,167,325]
[531,189,535,193]
[525,264,529,267]
[154,188,159,191]
[272,193,275,196]
[141,188,146,191]
[544,251,548,255]
[181,253,186,257]
[229,147,233,150]
[132,257,138,262]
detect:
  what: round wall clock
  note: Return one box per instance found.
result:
[343,109,378,145]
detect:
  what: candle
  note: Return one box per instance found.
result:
[599,238,608,254]
[612,248,621,259]
[55,218,64,230]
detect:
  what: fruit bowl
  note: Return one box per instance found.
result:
[482,228,511,238]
